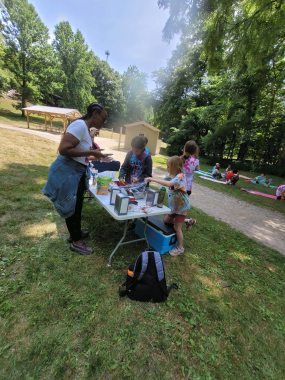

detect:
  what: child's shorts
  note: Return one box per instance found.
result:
[167,213,186,223]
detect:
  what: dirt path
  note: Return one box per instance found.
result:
[1,124,284,255]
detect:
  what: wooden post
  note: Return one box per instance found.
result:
[45,114,47,131]
[27,112,30,129]
[111,128,113,139]
[118,126,122,149]
[50,118,53,131]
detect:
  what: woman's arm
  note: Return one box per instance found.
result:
[59,132,106,159]
[145,177,174,187]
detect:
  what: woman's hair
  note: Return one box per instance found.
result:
[181,140,198,163]
[131,136,145,150]
[167,156,183,176]
[79,102,105,120]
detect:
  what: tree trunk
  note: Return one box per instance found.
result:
[258,60,276,163]
[21,54,26,117]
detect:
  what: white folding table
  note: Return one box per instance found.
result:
[89,185,171,265]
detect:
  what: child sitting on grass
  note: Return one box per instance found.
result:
[225,169,239,185]
[145,156,190,257]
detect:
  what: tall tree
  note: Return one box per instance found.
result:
[92,56,125,130]
[53,21,96,113]
[1,0,51,116]
[122,65,150,123]
[0,33,13,94]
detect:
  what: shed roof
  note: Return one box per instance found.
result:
[22,105,81,119]
[124,121,162,133]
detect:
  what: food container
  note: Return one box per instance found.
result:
[110,187,121,205]
[96,185,109,195]
[146,189,159,206]
[97,176,112,195]
[114,193,130,216]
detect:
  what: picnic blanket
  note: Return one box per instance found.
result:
[199,176,227,184]
[241,188,278,199]
[244,180,278,188]
[195,171,214,178]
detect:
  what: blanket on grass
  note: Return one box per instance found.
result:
[244,180,278,188]
[199,176,227,184]
[241,188,279,199]
[195,171,214,178]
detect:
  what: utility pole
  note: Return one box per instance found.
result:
[105,50,110,62]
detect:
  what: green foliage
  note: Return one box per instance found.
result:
[0,34,13,93]
[52,21,96,113]
[154,0,285,167]
[122,65,151,123]
[1,0,61,115]
[92,57,125,130]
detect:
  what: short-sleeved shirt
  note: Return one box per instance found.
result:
[276,184,285,197]
[226,172,234,181]
[183,156,200,191]
[166,173,190,215]
[66,120,92,166]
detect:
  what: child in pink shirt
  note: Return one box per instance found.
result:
[181,140,199,231]
[181,140,200,196]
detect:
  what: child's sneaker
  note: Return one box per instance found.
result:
[88,198,94,204]
[169,246,184,256]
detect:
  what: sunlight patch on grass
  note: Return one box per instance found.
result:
[229,251,253,262]
[197,275,222,296]
[22,222,58,237]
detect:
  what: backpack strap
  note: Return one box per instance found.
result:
[167,283,178,295]
[119,279,138,297]
[133,251,149,280]
[153,251,178,297]
[153,251,165,281]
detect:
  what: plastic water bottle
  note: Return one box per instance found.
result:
[157,187,166,208]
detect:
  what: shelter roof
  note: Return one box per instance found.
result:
[124,121,162,133]
[22,105,81,119]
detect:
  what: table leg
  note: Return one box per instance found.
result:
[143,217,150,250]
[107,217,150,266]
[108,221,128,266]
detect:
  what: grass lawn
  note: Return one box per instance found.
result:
[152,156,285,216]
[1,129,285,379]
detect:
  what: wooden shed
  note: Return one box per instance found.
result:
[124,121,162,155]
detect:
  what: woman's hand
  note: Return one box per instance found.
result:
[144,177,152,182]
[101,156,113,163]
[91,149,106,159]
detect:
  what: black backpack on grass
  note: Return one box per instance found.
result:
[119,251,178,303]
